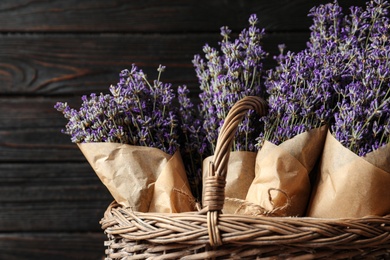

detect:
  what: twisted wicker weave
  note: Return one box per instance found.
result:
[100,96,390,259]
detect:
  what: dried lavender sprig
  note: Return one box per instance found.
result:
[177,85,208,200]
[193,14,268,153]
[55,93,130,144]
[55,64,180,155]
[258,45,336,148]
[317,0,390,156]
[258,0,390,157]
[109,64,179,155]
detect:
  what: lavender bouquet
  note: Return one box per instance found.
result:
[246,0,390,218]
[193,14,267,153]
[192,14,269,213]
[245,46,331,216]
[305,0,390,218]
[55,65,196,213]
[245,39,335,215]
[55,64,179,153]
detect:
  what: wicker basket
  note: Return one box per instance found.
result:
[100,96,390,259]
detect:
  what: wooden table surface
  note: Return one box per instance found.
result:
[0,0,363,259]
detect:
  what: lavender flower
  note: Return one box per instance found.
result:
[311,0,390,156]
[258,0,390,157]
[193,14,268,153]
[177,85,208,200]
[55,64,179,155]
[258,45,336,148]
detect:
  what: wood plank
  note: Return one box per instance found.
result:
[0,97,81,162]
[0,0,364,33]
[0,162,111,202]
[0,33,204,95]
[0,163,112,231]
[0,201,109,232]
[0,32,310,95]
[0,130,82,162]
[0,232,106,260]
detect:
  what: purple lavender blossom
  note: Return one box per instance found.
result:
[259,0,390,156]
[193,14,268,153]
[259,45,337,148]
[319,0,390,156]
[177,85,208,200]
[55,64,179,155]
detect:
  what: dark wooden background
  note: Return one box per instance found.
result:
[0,0,363,259]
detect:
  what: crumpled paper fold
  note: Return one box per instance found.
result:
[306,130,390,218]
[202,151,256,214]
[245,126,327,216]
[78,143,196,213]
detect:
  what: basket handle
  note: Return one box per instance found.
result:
[201,96,267,246]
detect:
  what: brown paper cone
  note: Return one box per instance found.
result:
[203,151,256,214]
[78,143,195,213]
[245,126,327,216]
[149,151,196,213]
[306,131,390,218]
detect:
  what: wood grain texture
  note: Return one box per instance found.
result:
[0,162,112,231]
[0,233,106,260]
[0,0,364,33]
[1,201,109,231]
[0,32,310,95]
[0,34,200,95]
[0,97,84,161]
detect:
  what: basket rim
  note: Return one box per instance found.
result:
[101,202,390,259]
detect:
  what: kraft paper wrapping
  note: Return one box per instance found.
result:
[78,143,196,213]
[148,150,196,213]
[202,151,256,214]
[306,131,390,218]
[245,126,327,216]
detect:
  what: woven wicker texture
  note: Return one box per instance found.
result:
[100,96,390,259]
